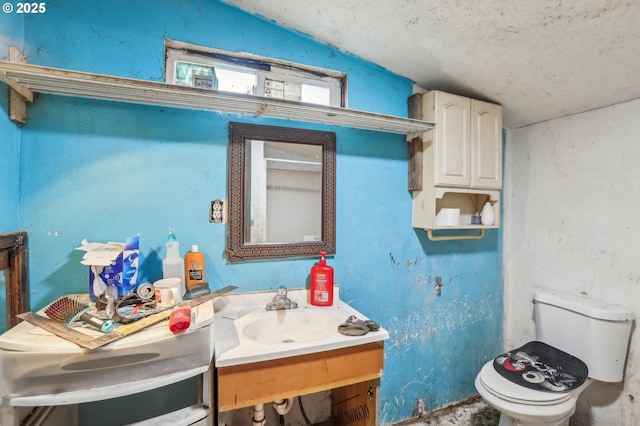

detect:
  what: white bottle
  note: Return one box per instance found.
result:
[162,228,186,296]
[480,202,495,226]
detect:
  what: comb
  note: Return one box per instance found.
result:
[44,296,114,333]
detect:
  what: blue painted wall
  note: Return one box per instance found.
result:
[1,0,503,423]
[0,11,22,232]
[0,9,23,333]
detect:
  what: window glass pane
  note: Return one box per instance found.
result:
[301,84,331,106]
[175,61,217,88]
[265,79,302,101]
[166,43,343,106]
[215,68,256,94]
[264,80,330,105]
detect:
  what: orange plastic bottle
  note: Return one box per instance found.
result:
[184,245,205,290]
[310,251,334,306]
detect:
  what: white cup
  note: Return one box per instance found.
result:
[153,278,183,308]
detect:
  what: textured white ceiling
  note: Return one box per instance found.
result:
[221,0,640,128]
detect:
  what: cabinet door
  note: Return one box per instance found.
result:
[471,100,502,189]
[434,92,471,187]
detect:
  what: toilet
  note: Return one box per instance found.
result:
[475,287,634,426]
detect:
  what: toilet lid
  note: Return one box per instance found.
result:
[493,341,588,393]
[479,362,573,405]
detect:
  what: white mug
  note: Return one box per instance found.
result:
[153,278,183,308]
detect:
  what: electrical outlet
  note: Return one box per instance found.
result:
[210,199,226,224]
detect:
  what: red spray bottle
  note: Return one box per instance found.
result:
[310,251,334,306]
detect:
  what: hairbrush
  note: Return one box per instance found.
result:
[44,296,115,333]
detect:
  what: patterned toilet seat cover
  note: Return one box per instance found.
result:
[493,341,588,392]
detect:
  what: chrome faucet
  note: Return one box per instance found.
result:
[265,286,298,311]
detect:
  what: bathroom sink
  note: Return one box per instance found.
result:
[239,309,341,345]
[213,287,389,367]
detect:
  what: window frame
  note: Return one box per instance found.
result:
[164,40,347,107]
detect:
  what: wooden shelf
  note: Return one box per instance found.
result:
[0,61,433,134]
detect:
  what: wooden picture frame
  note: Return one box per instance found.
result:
[1,231,29,330]
[226,123,336,262]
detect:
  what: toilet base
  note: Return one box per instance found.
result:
[497,412,569,426]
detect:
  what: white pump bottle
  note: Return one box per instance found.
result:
[162,228,186,296]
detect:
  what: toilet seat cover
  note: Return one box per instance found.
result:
[479,363,572,405]
[493,341,588,393]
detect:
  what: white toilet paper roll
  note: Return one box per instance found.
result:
[435,208,460,226]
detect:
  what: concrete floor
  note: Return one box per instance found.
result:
[393,396,500,426]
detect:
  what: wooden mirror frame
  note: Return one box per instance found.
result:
[1,231,29,330]
[226,122,336,262]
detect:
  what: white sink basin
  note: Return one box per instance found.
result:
[213,287,389,367]
[239,309,341,345]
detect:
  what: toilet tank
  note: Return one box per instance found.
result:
[533,287,634,382]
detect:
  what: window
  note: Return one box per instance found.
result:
[165,40,346,107]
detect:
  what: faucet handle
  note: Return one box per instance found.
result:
[276,285,288,299]
[265,286,298,310]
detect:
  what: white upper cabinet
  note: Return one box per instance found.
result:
[422,91,502,189]
[408,90,503,239]
[471,98,502,189]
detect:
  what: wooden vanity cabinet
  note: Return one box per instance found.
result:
[216,342,383,425]
[408,91,503,235]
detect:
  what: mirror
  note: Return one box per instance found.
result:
[227,122,336,262]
